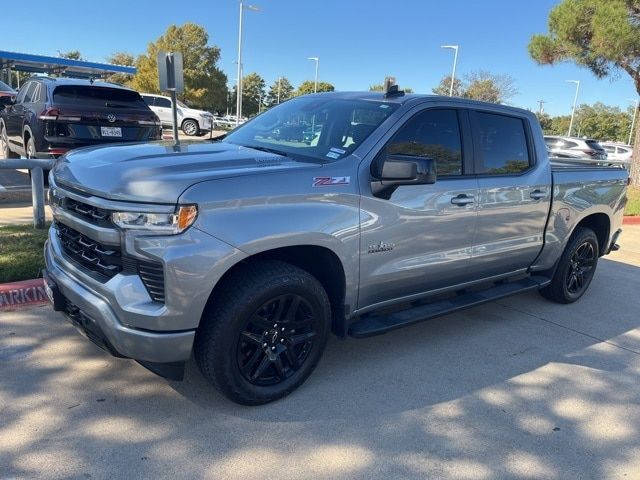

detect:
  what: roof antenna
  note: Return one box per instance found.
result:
[383,76,404,98]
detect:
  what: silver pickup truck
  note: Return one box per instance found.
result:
[43,90,628,404]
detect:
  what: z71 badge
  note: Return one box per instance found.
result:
[312,176,350,187]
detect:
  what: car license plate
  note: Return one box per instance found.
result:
[101,126,122,137]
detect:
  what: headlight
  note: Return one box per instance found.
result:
[112,205,197,234]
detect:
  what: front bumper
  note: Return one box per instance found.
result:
[44,236,195,365]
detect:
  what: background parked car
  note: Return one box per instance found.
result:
[600,142,633,161]
[544,135,607,160]
[141,93,214,136]
[0,80,16,108]
[0,77,161,161]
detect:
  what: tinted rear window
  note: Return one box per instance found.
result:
[53,86,147,108]
[474,112,530,174]
[0,80,13,92]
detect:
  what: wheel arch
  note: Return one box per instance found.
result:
[203,244,348,337]
[573,212,610,256]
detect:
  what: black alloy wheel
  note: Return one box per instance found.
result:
[237,293,319,386]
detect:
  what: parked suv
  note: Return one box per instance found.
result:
[141,93,214,136]
[544,135,607,160]
[0,77,161,160]
[600,142,633,162]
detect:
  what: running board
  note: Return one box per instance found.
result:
[349,276,550,338]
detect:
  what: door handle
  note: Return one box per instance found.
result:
[450,194,474,206]
[530,189,547,200]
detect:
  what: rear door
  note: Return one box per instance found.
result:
[470,110,551,277]
[5,81,36,148]
[358,106,479,309]
[153,96,173,126]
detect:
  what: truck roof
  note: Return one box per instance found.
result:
[304,91,534,116]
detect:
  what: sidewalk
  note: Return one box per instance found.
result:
[0,204,53,226]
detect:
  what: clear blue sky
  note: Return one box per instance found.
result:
[2,0,638,116]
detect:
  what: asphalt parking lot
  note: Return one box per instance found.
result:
[0,227,638,479]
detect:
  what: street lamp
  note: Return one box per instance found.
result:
[628,98,639,146]
[277,76,282,104]
[236,1,260,126]
[308,57,319,93]
[566,80,580,137]
[440,45,459,97]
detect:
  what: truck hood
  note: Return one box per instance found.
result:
[52,141,318,203]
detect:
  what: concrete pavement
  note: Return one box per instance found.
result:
[1,228,639,479]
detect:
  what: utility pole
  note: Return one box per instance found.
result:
[537,99,546,115]
[441,45,459,97]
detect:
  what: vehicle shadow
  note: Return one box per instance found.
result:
[1,257,639,479]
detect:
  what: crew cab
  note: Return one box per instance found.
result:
[43,90,628,405]
[0,77,161,160]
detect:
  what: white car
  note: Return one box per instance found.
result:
[599,142,633,161]
[141,93,215,136]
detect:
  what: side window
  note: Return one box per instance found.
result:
[15,82,32,104]
[142,95,154,106]
[21,82,37,103]
[33,83,47,102]
[386,109,463,176]
[562,139,578,149]
[474,112,530,175]
[155,97,171,108]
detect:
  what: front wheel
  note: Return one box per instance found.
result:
[181,119,199,136]
[0,123,19,158]
[540,226,599,304]
[194,260,331,405]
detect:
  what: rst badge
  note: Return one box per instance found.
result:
[312,176,350,187]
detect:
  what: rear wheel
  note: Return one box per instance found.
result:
[0,123,19,158]
[194,260,331,405]
[181,119,199,136]
[540,226,599,304]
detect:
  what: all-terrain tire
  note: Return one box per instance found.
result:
[194,260,331,405]
[540,226,599,304]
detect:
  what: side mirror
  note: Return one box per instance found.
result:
[371,154,437,199]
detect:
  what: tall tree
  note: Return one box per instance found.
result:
[265,77,294,107]
[59,50,83,60]
[463,71,518,103]
[432,76,464,97]
[295,80,335,96]
[105,52,135,86]
[529,0,640,184]
[240,72,266,117]
[130,23,227,113]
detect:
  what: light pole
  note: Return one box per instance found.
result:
[277,77,281,104]
[566,80,580,137]
[236,1,260,126]
[440,45,459,97]
[308,57,319,93]
[628,98,639,146]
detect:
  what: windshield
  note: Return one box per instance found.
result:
[223,96,399,162]
[177,99,188,108]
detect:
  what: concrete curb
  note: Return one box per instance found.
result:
[0,188,32,204]
[0,278,48,309]
[623,216,640,225]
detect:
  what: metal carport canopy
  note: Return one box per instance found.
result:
[0,50,136,80]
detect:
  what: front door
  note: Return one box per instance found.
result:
[358,107,479,310]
